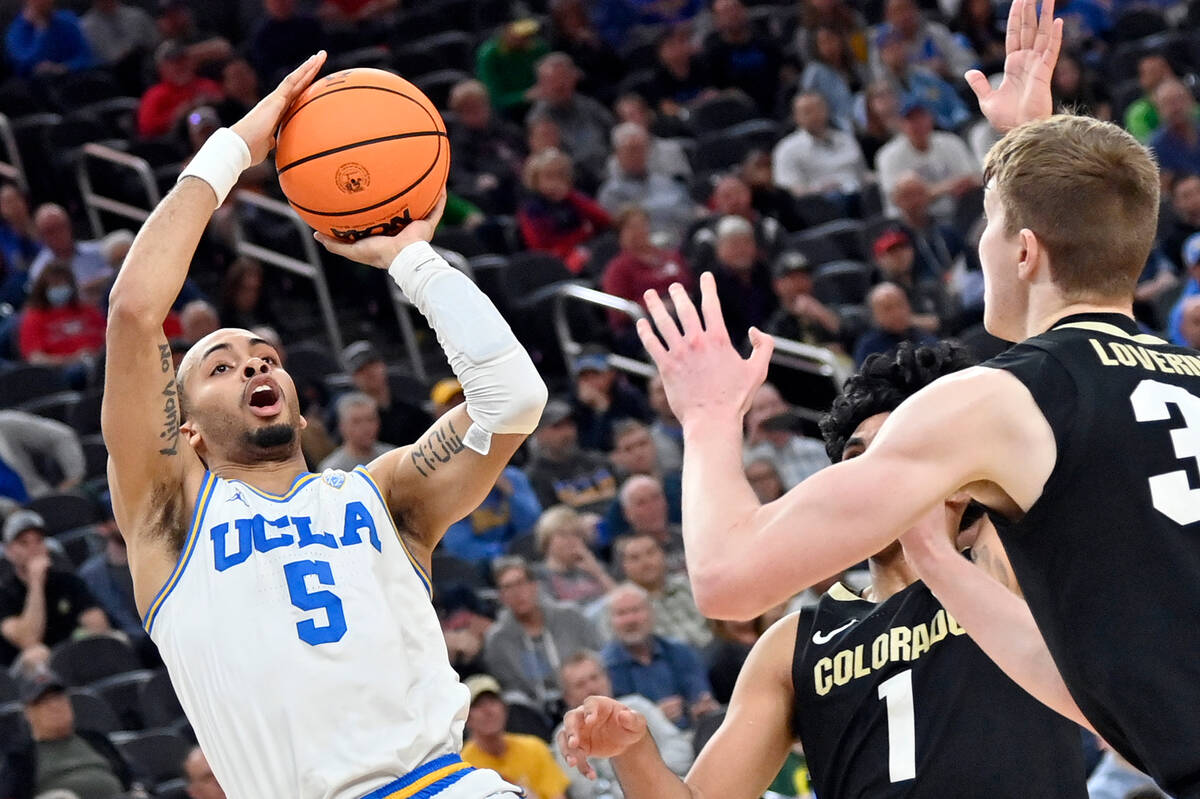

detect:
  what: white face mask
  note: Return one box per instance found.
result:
[46,285,73,307]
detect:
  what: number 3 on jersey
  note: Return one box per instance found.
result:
[283,560,347,645]
[1131,380,1200,525]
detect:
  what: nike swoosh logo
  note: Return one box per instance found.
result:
[813,619,857,645]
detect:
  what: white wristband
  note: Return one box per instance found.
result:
[177,127,252,208]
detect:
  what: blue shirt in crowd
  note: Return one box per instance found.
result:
[602,634,712,728]
[441,467,542,564]
[5,10,94,77]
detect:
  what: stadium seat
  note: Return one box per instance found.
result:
[78,97,141,140]
[414,69,472,111]
[18,389,82,424]
[110,729,192,787]
[327,46,392,74]
[812,260,875,306]
[687,91,759,135]
[802,219,869,263]
[26,491,98,534]
[0,363,66,407]
[50,635,142,687]
[68,389,105,435]
[432,225,487,258]
[44,70,122,113]
[55,524,105,569]
[0,700,31,750]
[792,193,847,228]
[693,709,726,755]
[504,532,539,560]
[1109,8,1168,44]
[430,552,486,591]
[285,340,343,388]
[503,698,555,742]
[69,687,122,734]
[139,670,185,730]
[787,229,846,267]
[80,433,109,481]
[412,31,476,73]
[693,119,779,172]
[0,670,17,703]
[92,670,157,731]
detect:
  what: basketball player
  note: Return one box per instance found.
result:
[637,0,1200,796]
[103,52,546,798]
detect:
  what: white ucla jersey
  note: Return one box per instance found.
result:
[144,467,507,799]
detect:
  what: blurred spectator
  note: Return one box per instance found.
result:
[184,746,227,799]
[5,670,131,799]
[1179,296,1200,350]
[5,0,95,78]
[0,410,83,511]
[646,375,683,474]
[80,0,155,75]
[709,215,777,346]
[318,0,398,26]
[799,25,868,130]
[1124,54,1177,144]
[19,263,106,367]
[318,392,389,472]
[687,175,786,270]
[476,19,550,116]
[645,25,712,119]
[702,0,783,114]
[617,532,709,648]
[794,0,868,64]
[528,53,616,181]
[214,57,260,127]
[886,172,966,281]
[593,0,703,49]
[743,383,831,488]
[430,377,465,419]
[856,80,903,168]
[1053,0,1110,53]
[553,651,694,798]
[609,95,691,178]
[1050,51,1109,122]
[597,124,696,245]
[186,105,221,155]
[704,612,780,705]
[616,476,684,572]
[603,422,683,540]
[1162,175,1200,274]
[871,226,951,332]
[29,204,112,305]
[1168,234,1200,346]
[772,92,868,203]
[518,148,612,273]
[442,467,543,565]
[763,251,843,348]
[179,299,221,344]
[1150,80,1200,184]
[461,675,570,799]
[484,557,605,713]
[547,0,623,104]
[339,340,433,447]
[853,282,937,364]
[0,183,40,276]
[1087,745,1168,799]
[570,346,653,453]
[739,149,807,232]
[441,587,495,678]
[523,399,618,514]
[248,0,324,87]
[78,524,142,644]
[951,0,1005,74]
[137,40,222,139]
[872,27,970,132]
[601,207,693,332]
[744,457,786,503]
[876,100,979,225]
[219,257,277,331]
[155,0,232,69]
[448,80,527,214]
[600,583,718,729]
[873,0,975,82]
[535,506,616,605]
[0,511,110,667]
[527,114,565,161]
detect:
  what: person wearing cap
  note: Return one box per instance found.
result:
[872,24,970,133]
[430,378,466,419]
[871,220,957,333]
[0,511,110,667]
[440,465,543,565]
[137,39,223,138]
[337,339,433,448]
[476,18,551,115]
[876,98,979,225]
[523,399,618,515]
[710,216,777,348]
[4,0,95,78]
[763,250,843,348]
[461,674,570,799]
[1169,233,1200,346]
[771,92,868,203]
[886,171,967,284]
[570,346,652,453]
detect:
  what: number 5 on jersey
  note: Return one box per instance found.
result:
[284,560,348,645]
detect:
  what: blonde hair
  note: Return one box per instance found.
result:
[534,505,582,554]
[983,114,1160,301]
[523,148,573,190]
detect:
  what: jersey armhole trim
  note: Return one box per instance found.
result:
[143,470,216,634]
[352,465,433,599]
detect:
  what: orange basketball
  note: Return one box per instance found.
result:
[276,68,450,241]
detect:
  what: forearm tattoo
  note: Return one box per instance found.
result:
[410,417,466,477]
[157,343,181,456]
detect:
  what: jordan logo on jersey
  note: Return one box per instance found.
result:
[209,501,380,572]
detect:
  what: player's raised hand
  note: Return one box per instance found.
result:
[558,696,648,780]
[230,51,326,164]
[966,0,1061,132]
[314,190,448,269]
[637,273,774,430]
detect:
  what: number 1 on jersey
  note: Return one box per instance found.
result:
[283,560,347,645]
[878,669,916,782]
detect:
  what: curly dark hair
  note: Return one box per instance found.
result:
[819,341,977,464]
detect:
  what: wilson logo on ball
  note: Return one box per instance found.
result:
[336,163,371,194]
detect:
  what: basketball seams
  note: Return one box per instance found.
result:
[278,84,446,136]
[285,135,444,217]
[276,130,448,175]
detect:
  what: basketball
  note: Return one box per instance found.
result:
[275,67,450,241]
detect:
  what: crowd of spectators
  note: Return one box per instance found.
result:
[1,0,1198,796]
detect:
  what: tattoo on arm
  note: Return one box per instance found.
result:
[410,418,466,477]
[159,378,181,456]
[158,343,171,373]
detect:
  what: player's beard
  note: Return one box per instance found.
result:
[243,423,296,452]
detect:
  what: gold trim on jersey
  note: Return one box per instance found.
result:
[828,582,862,602]
[1054,321,1167,345]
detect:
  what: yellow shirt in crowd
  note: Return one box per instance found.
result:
[461,733,571,799]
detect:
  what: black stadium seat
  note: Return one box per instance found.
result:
[110,729,192,787]
[50,635,141,687]
[69,687,122,734]
[26,491,98,534]
[0,363,66,407]
[92,670,156,730]
[140,670,186,729]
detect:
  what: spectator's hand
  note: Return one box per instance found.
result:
[791,294,822,319]
[315,190,447,268]
[950,176,981,196]
[576,381,611,413]
[657,694,685,723]
[495,472,514,495]
[444,628,483,660]
[559,696,648,779]
[691,693,720,720]
[573,540,608,576]
[638,274,774,431]
[27,552,51,584]
[967,0,1062,132]
[475,173,500,193]
[34,61,67,76]
[231,50,326,165]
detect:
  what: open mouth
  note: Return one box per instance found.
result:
[247,382,283,418]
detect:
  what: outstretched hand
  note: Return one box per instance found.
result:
[314,190,448,269]
[636,273,774,430]
[966,0,1062,132]
[230,50,327,165]
[557,696,648,780]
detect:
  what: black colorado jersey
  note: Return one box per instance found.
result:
[791,581,1086,799]
[987,312,1200,797]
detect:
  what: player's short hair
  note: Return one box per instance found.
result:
[984,114,1160,301]
[819,341,976,463]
